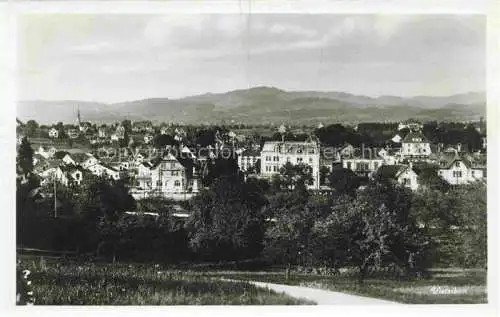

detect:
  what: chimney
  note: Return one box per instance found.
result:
[409,161,413,170]
[457,143,462,153]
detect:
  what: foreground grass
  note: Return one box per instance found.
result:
[17,258,314,305]
[207,269,487,304]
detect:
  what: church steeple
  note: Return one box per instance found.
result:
[77,105,81,126]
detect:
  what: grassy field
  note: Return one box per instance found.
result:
[207,269,487,304]
[16,257,314,305]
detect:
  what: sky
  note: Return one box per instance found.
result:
[18,14,485,103]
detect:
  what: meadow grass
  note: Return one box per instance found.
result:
[16,257,314,305]
[207,268,487,304]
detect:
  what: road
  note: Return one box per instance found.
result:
[223,279,400,305]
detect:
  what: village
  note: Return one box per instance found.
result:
[16,106,487,204]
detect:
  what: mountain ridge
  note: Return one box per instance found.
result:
[18,87,486,125]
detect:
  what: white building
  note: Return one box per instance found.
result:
[437,153,485,185]
[401,132,432,161]
[136,153,187,195]
[391,134,402,143]
[87,163,122,180]
[342,157,384,178]
[36,146,57,159]
[40,165,84,186]
[48,128,59,138]
[62,152,98,169]
[260,141,320,189]
[67,128,79,139]
[144,134,154,144]
[378,148,400,165]
[238,149,260,173]
[98,126,109,138]
[375,164,420,191]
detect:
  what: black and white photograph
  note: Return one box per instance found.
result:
[3,0,498,313]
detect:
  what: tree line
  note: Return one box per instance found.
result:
[16,137,486,280]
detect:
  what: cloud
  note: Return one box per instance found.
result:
[69,41,115,53]
[18,14,485,102]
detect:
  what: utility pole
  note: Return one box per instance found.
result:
[53,176,57,218]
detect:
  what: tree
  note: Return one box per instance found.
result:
[328,166,363,196]
[315,182,430,281]
[276,162,314,191]
[119,129,130,148]
[187,176,266,261]
[75,175,136,258]
[25,120,38,138]
[121,120,132,133]
[263,186,314,269]
[153,134,177,149]
[16,137,34,179]
[410,182,486,268]
[319,166,330,185]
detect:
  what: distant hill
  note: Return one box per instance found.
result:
[17,87,486,125]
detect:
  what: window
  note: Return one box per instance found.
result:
[174,180,181,187]
[156,180,162,186]
[172,171,178,176]
[273,166,278,172]
[403,178,410,185]
[297,157,303,163]
[170,163,176,169]
[309,158,313,164]
[453,171,462,178]
[347,162,352,170]
[374,162,379,170]
[266,156,271,161]
[471,170,475,177]
[455,161,460,167]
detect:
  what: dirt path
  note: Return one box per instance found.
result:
[224,279,400,305]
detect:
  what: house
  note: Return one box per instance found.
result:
[17,134,25,145]
[133,150,149,166]
[116,124,126,135]
[79,122,91,133]
[144,134,154,144]
[32,153,47,167]
[174,127,186,137]
[260,141,320,189]
[110,133,121,142]
[160,126,170,135]
[378,148,400,165]
[61,152,98,168]
[437,153,485,185]
[48,128,59,138]
[401,132,431,161]
[342,156,384,178]
[238,149,261,173]
[67,128,79,139]
[339,143,356,158]
[136,153,187,195]
[391,134,402,143]
[180,145,196,160]
[398,121,423,132]
[36,146,57,159]
[132,121,154,133]
[86,162,122,180]
[98,126,110,138]
[375,164,421,191]
[40,164,84,186]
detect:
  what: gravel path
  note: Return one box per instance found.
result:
[223,279,400,305]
